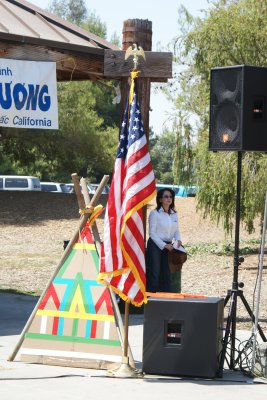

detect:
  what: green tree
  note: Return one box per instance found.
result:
[0,81,118,182]
[110,32,121,47]
[49,0,87,25]
[0,0,120,182]
[81,12,107,38]
[48,0,107,37]
[172,112,195,186]
[150,129,176,183]
[171,0,267,232]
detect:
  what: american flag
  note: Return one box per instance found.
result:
[98,74,156,306]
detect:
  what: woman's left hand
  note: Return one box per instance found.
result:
[164,243,173,251]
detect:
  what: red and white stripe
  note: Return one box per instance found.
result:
[99,133,156,306]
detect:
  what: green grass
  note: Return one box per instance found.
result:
[0,287,39,296]
[185,238,261,256]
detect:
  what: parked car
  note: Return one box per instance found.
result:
[64,183,91,194]
[156,184,197,197]
[89,184,110,194]
[65,183,110,195]
[0,175,41,191]
[40,182,70,193]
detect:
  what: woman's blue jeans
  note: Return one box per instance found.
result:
[146,238,171,292]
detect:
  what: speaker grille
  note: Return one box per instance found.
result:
[209,67,243,150]
[214,101,240,144]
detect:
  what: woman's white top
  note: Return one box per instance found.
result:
[149,207,181,250]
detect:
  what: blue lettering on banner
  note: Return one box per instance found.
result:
[38,85,50,112]
[0,82,51,112]
[13,116,52,127]
[0,67,12,76]
[13,83,28,110]
[0,115,9,124]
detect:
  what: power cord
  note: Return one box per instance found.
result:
[218,332,267,380]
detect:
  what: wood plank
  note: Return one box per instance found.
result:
[104,50,172,81]
[0,42,104,81]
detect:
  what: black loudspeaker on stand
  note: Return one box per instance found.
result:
[209,65,267,151]
[209,65,267,376]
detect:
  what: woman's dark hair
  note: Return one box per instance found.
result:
[156,188,176,214]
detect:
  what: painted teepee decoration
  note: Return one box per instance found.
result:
[10,176,129,369]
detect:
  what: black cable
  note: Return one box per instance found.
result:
[0,374,87,381]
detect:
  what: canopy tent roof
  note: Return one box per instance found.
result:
[0,0,120,81]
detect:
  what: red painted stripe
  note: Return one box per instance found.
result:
[39,284,60,310]
[91,321,97,338]
[94,288,113,315]
[79,224,93,244]
[52,317,59,335]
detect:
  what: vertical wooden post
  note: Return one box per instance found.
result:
[121,19,152,241]
[121,19,152,142]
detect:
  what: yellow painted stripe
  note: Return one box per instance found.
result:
[69,286,86,314]
[73,243,95,250]
[36,310,114,322]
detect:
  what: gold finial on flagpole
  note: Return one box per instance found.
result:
[125,43,146,70]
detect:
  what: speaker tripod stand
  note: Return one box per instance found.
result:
[217,152,267,377]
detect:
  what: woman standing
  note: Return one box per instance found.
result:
[146,188,182,293]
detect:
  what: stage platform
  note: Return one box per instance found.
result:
[0,292,266,400]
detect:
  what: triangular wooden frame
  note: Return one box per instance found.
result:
[9,174,134,369]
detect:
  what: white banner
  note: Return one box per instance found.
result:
[0,59,58,129]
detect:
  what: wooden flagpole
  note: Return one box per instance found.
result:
[105,21,153,379]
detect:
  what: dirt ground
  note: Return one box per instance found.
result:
[0,191,266,331]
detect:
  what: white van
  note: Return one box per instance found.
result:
[0,175,41,191]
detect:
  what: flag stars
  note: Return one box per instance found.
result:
[102,79,154,306]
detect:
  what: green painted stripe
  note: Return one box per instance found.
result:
[91,249,100,274]
[72,318,78,337]
[25,332,121,347]
[57,249,76,278]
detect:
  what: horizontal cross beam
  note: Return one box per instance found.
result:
[104,50,172,82]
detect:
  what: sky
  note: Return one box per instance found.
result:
[29,0,210,134]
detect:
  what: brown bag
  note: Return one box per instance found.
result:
[168,248,187,273]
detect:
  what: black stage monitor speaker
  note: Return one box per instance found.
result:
[142,296,224,378]
[209,65,267,151]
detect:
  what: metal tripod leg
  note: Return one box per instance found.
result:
[239,291,267,342]
[218,289,238,377]
[218,153,267,377]
[219,287,267,376]
[224,292,230,306]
